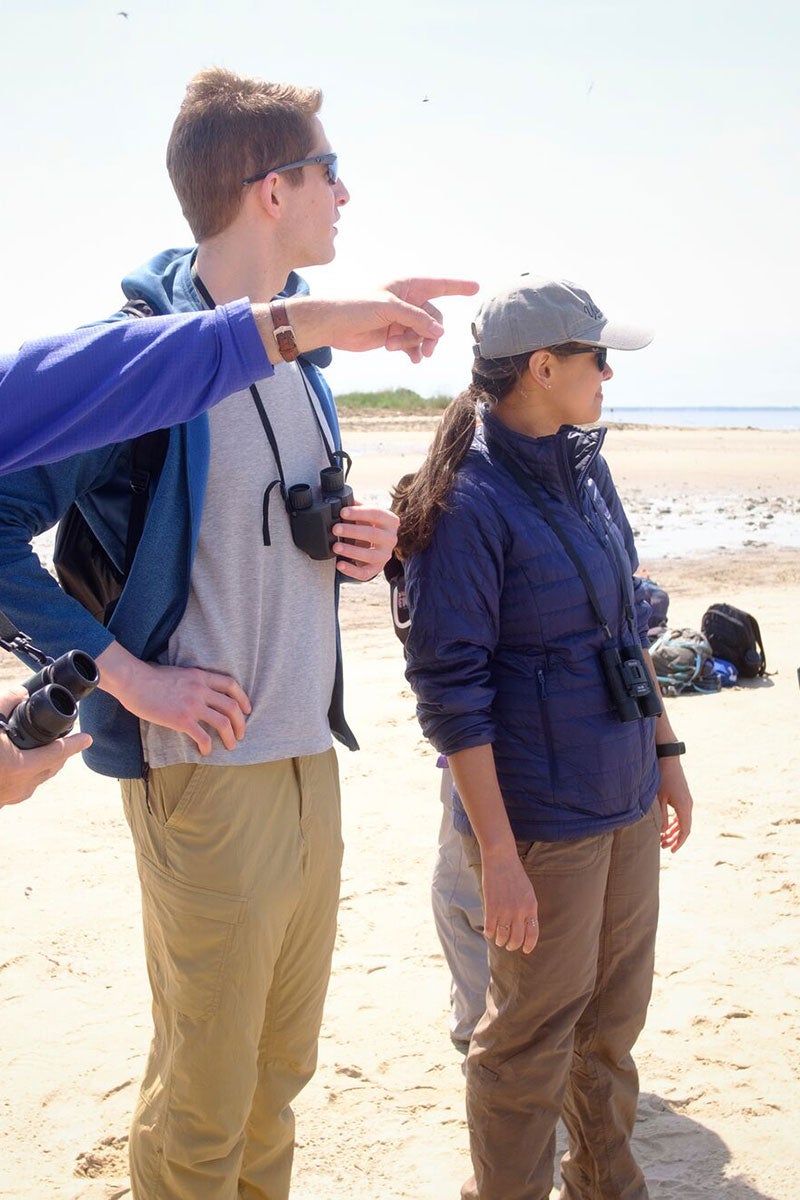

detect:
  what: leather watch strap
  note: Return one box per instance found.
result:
[269,299,300,362]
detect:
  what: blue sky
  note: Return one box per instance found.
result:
[1,0,797,407]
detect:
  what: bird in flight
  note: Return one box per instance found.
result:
[117,10,129,17]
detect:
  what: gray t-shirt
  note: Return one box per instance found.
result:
[143,363,338,767]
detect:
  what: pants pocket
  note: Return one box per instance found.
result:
[149,762,205,828]
[461,833,482,872]
[138,854,248,1021]
[518,831,605,874]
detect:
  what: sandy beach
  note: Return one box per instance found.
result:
[1,419,799,1200]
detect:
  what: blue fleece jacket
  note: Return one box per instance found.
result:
[404,411,660,843]
[0,299,269,474]
[0,248,355,778]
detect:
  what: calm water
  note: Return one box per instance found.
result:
[602,406,800,430]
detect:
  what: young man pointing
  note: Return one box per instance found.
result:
[0,66,476,1198]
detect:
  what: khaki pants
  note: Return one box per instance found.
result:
[431,767,490,1049]
[461,804,661,1200]
[121,749,342,1200]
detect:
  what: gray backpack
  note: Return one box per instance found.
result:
[650,628,721,697]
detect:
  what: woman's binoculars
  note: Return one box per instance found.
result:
[600,643,663,723]
[287,466,355,561]
[4,650,99,750]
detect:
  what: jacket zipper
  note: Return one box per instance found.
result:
[537,669,558,795]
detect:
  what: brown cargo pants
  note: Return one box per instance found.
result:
[461,803,662,1200]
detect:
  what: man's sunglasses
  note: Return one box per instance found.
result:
[242,152,338,187]
[553,343,608,371]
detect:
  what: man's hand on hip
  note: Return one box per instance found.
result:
[96,643,251,756]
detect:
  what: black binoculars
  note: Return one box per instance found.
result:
[600,642,663,723]
[3,649,99,750]
[286,465,355,561]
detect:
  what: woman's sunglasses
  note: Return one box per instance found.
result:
[553,344,608,371]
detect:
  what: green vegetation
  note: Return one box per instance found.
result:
[335,387,451,411]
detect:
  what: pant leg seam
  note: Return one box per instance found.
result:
[143,1007,176,1199]
[567,818,656,1199]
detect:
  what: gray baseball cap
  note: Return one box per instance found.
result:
[472,274,653,359]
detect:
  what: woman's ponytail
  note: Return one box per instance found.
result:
[394,351,531,557]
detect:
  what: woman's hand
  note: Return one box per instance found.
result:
[481,848,540,954]
[657,755,693,852]
[447,744,539,953]
[640,649,693,853]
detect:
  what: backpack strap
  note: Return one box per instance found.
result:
[53,298,169,621]
[748,613,767,675]
[124,428,170,574]
[119,296,167,573]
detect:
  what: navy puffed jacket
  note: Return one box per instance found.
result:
[404,410,660,843]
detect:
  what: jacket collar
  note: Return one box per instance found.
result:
[478,407,606,503]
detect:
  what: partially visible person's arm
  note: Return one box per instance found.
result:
[641,648,693,852]
[0,685,91,807]
[0,301,268,475]
[0,447,252,757]
[0,278,478,476]
[626,535,693,852]
[593,457,694,851]
[447,743,540,955]
[402,483,539,951]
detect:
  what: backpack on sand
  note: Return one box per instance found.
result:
[649,628,721,697]
[701,603,766,679]
[53,299,169,623]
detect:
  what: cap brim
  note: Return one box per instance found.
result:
[569,317,654,351]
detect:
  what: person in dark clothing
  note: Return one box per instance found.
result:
[396,275,693,1200]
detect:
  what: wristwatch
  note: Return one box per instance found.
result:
[656,741,686,759]
[269,299,300,362]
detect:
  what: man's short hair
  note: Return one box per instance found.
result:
[167,67,323,241]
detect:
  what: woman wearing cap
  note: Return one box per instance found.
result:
[395,276,693,1200]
